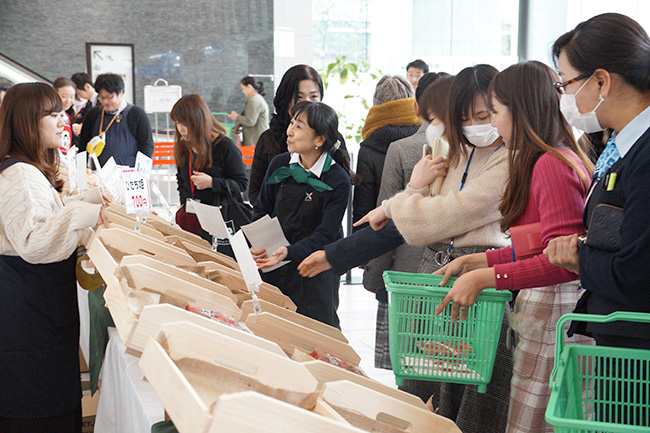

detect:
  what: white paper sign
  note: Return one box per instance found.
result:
[143,85,183,113]
[192,201,230,238]
[67,146,78,194]
[135,151,153,179]
[185,198,197,214]
[99,157,124,202]
[76,151,87,192]
[151,182,173,218]
[230,230,263,292]
[241,216,290,272]
[122,169,151,214]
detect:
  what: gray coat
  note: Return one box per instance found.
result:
[236,93,270,147]
[363,123,427,296]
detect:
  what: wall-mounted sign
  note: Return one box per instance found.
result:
[86,42,135,104]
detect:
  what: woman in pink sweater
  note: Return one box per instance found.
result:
[436,61,594,433]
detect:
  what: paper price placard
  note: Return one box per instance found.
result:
[122,169,152,214]
[230,230,263,292]
[67,146,78,194]
[76,151,88,192]
[135,151,153,179]
[99,157,124,202]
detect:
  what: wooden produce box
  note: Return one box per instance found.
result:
[145,212,212,249]
[302,360,428,411]
[81,391,100,433]
[321,380,462,433]
[200,261,297,311]
[240,299,347,343]
[203,391,367,433]
[245,312,361,366]
[139,321,324,433]
[128,303,286,357]
[167,236,240,271]
[104,262,242,347]
[104,208,167,241]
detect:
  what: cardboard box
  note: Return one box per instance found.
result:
[81,391,100,433]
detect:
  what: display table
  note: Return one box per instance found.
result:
[94,327,165,433]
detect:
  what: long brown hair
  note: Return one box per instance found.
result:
[0,83,64,191]
[170,94,227,170]
[418,75,455,128]
[488,61,594,231]
[446,64,499,167]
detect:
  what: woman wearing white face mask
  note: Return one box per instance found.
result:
[544,15,650,427]
[353,65,513,433]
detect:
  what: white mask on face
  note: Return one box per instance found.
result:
[559,75,605,134]
[425,122,445,145]
[462,123,500,148]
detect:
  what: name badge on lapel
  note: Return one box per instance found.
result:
[304,192,313,202]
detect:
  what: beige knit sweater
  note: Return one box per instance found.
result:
[383,145,510,248]
[0,163,102,264]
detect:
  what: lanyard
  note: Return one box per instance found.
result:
[189,152,195,196]
[99,107,122,136]
[435,143,504,266]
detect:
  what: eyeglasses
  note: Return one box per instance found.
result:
[553,73,591,94]
[97,93,117,102]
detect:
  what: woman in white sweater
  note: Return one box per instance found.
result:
[355,65,513,433]
[0,83,106,432]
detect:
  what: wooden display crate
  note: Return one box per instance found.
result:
[139,321,325,433]
[240,299,347,343]
[321,380,462,433]
[128,303,286,357]
[206,391,366,433]
[302,360,428,411]
[245,312,361,366]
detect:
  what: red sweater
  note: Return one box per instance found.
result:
[486,149,590,290]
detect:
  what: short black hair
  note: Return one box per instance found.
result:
[415,72,450,102]
[70,72,93,90]
[94,73,124,95]
[407,59,429,74]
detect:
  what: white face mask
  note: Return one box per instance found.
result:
[462,123,500,148]
[559,75,605,134]
[425,122,445,145]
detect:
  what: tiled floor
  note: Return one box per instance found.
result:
[338,271,397,388]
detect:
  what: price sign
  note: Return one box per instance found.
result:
[135,151,153,179]
[122,168,151,214]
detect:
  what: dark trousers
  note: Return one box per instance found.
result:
[0,402,81,433]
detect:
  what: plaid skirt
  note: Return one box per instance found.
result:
[397,244,514,433]
[506,281,594,433]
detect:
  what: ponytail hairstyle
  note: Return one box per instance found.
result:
[241,76,265,96]
[446,64,499,167]
[0,83,64,191]
[552,13,650,94]
[488,61,594,232]
[170,94,227,170]
[289,101,353,179]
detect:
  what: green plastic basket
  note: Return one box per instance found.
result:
[546,312,650,433]
[383,271,511,393]
[212,112,236,139]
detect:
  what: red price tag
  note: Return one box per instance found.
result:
[122,169,152,214]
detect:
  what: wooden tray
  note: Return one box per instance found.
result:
[104,208,167,241]
[91,226,196,268]
[199,262,297,311]
[128,303,285,357]
[302,360,428,411]
[119,263,242,320]
[206,391,365,433]
[322,380,461,433]
[245,313,361,366]
[119,255,237,303]
[139,321,322,433]
[241,300,347,343]
[145,213,212,249]
[169,238,240,271]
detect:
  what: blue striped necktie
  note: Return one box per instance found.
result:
[593,138,620,180]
